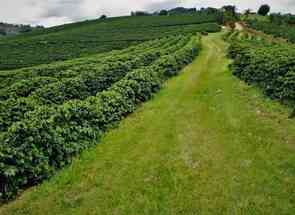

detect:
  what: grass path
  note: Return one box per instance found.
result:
[1,33,295,214]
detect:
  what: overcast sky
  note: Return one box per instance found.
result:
[1,0,295,27]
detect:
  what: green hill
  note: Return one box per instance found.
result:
[0,13,221,70]
[1,33,294,215]
[0,6,295,214]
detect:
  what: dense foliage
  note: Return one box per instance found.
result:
[247,19,295,43]
[0,35,201,201]
[257,4,270,16]
[228,33,295,108]
[0,22,43,36]
[0,36,188,133]
[0,36,177,90]
[269,13,295,25]
[0,13,220,70]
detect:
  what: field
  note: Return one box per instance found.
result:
[247,19,295,43]
[0,13,220,70]
[227,31,295,108]
[0,8,295,214]
[1,33,294,215]
[0,32,201,200]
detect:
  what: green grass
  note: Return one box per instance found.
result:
[1,33,295,214]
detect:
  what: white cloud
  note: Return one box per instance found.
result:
[0,0,295,27]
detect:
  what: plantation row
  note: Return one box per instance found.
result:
[4,13,221,40]
[0,36,190,134]
[227,32,295,108]
[0,35,181,94]
[0,35,201,201]
[247,20,295,43]
[0,13,220,70]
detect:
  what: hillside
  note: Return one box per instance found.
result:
[0,31,201,201]
[0,5,295,214]
[1,33,294,214]
[247,19,295,43]
[0,13,221,70]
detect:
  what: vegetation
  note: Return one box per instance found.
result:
[0,34,201,201]
[257,4,270,16]
[168,7,197,15]
[1,34,294,215]
[0,22,43,36]
[0,36,179,90]
[269,13,295,25]
[246,11,295,43]
[243,9,252,18]
[0,36,188,133]
[247,20,295,43]
[99,15,107,20]
[227,32,295,112]
[159,10,168,16]
[0,14,220,70]
[1,3,295,214]
[221,5,239,23]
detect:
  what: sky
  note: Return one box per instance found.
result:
[1,0,295,27]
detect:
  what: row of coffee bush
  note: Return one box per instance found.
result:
[228,32,295,111]
[0,35,201,200]
[0,36,180,94]
[0,36,190,133]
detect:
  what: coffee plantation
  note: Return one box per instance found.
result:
[0,34,201,201]
[227,32,295,110]
[0,13,220,70]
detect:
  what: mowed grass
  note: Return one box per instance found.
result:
[1,33,295,214]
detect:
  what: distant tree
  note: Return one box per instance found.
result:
[159,10,168,16]
[36,25,45,29]
[221,5,238,23]
[244,9,252,17]
[99,15,107,20]
[168,7,196,15]
[201,7,219,15]
[258,4,270,16]
[0,29,6,35]
[131,11,150,16]
[19,25,33,33]
[222,5,236,16]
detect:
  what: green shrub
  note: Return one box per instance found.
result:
[228,36,295,109]
[0,37,188,133]
[0,35,200,201]
[0,13,219,70]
